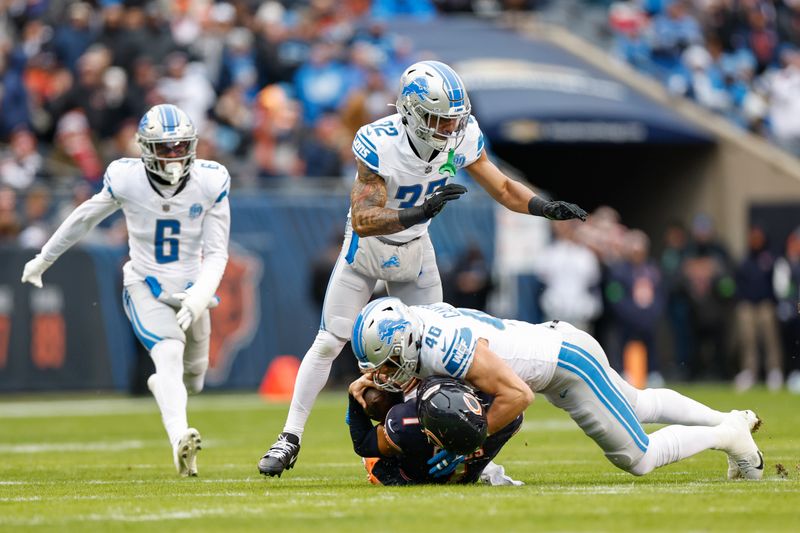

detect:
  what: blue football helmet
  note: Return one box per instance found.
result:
[136,104,197,184]
[351,297,422,393]
[395,60,471,152]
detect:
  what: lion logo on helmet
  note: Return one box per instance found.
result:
[402,77,430,99]
[377,318,410,346]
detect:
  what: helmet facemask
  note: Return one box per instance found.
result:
[136,104,198,185]
[367,330,420,392]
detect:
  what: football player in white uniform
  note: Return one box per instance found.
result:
[350,298,765,481]
[21,104,231,477]
[259,60,587,476]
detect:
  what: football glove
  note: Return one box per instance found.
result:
[543,201,587,221]
[528,196,587,221]
[174,290,212,331]
[21,254,53,288]
[427,449,465,478]
[399,184,467,228]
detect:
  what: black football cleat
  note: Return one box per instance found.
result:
[258,432,300,477]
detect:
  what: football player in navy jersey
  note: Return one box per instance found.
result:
[347,375,522,486]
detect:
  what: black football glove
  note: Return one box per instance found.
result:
[422,183,467,218]
[528,196,587,221]
[399,183,467,228]
[543,201,587,221]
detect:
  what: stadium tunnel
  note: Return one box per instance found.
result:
[394,17,717,239]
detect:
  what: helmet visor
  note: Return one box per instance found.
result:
[420,111,469,147]
[153,139,193,158]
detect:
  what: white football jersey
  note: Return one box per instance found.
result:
[350,113,485,243]
[411,303,563,392]
[41,158,231,296]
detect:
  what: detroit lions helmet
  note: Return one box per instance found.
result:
[396,60,471,152]
[351,297,422,393]
[417,376,488,455]
[136,104,198,184]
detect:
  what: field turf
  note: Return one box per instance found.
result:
[1,386,798,532]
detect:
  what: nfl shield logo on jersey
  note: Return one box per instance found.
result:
[189,203,203,219]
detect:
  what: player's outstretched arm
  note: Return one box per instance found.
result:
[466,151,586,221]
[465,340,534,435]
[21,190,120,288]
[350,161,466,237]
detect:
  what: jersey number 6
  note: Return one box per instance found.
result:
[155,219,180,264]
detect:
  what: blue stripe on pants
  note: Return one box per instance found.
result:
[558,343,649,452]
[123,289,162,351]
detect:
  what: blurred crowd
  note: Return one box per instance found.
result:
[608,0,800,156]
[0,0,541,247]
[525,207,800,392]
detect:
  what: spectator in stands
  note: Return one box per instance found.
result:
[0,185,21,243]
[660,220,693,380]
[17,185,52,249]
[339,67,394,139]
[191,2,237,89]
[766,46,800,156]
[0,46,31,140]
[293,41,356,125]
[533,219,603,332]
[445,243,494,312]
[682,213,734,380]
[51,2,96,74]
[648,0,703,75]
[606,229,666,385]
[218,27,259,101]
[157,51,216,132]
[773,227,800,393]
[733,224,784,391]
[252,84,304,180]
[0,128,43,191]
[299,113,346,179]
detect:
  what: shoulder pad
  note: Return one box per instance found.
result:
[193,160,230,203]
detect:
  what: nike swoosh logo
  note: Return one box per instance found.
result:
[559,389,568,399]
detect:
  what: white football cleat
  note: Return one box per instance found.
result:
[719,410,763,480]
[174,428,202,477]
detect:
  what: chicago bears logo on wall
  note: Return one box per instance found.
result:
[206,245,263,385]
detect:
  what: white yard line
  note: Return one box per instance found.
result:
[0,440,153,453]
[0,394,275,419]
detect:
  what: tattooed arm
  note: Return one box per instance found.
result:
[350,160,406,237]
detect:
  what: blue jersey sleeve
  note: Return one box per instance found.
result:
[352,126,381,174]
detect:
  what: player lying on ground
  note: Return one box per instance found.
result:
[21,104,230,476]
[347,374,523,485]
[350,298,764,480]
[258,59,587,477]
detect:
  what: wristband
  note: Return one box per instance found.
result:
[398,206,427,228]
[527,196,547,217]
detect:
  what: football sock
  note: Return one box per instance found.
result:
[149,339,189,446]
[283,331,346,439]
[629,424,722,475]
[634,388,726,426]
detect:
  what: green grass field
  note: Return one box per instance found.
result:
[1,386,798,532]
